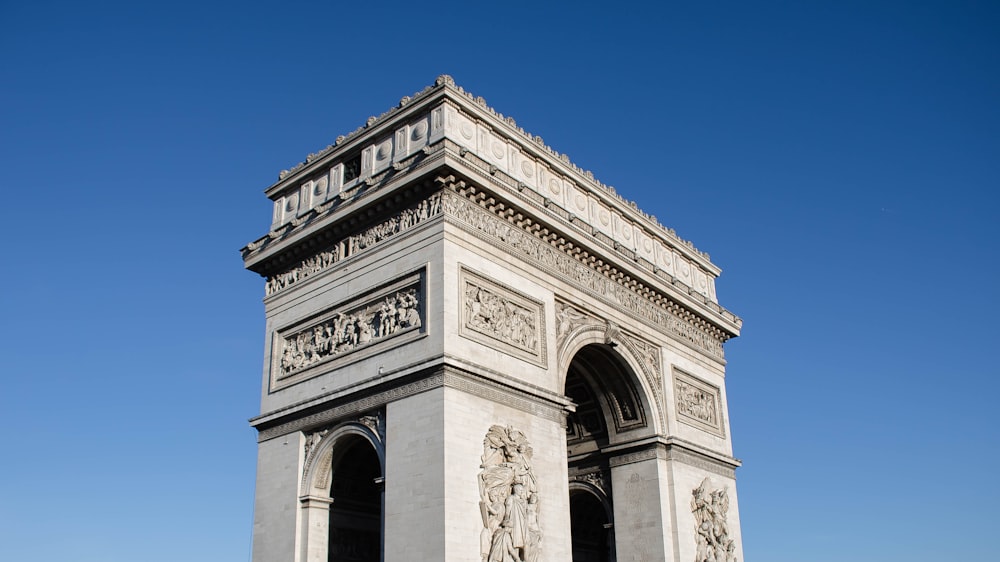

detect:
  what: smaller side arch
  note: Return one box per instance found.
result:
[567,480,613,523]
[568,482,615,562]
[301,421,384,500]
[299,421,385,562]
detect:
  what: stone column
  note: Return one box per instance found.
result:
[384,389,446,561]
[299,495,332,562]
[609,448,674,562]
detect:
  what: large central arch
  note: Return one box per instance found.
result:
[564,342,657,562]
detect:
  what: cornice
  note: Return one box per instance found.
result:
[438,173,739,342]
[264,78,452,195]
[601,437,740,479]
[242,146,446,275]
[247,75,722,280]
[251,359,571,441]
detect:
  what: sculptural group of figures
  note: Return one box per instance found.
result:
[691,478,737,562]
[279,289,420,375]
[676,381,718,425]
[466,285,538,352]
[266,246,342,295]
[479,425,542,562]
[265,192,442,295]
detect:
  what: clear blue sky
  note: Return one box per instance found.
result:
[2,1,996,560]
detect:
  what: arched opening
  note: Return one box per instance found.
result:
[327,435,382,562]
[570,490,612,562]
[565,343,650,562]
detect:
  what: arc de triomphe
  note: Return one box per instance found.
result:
[242,76,744,562]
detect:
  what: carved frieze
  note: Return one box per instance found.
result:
[691,478,737,562]
[460,268,546,366]
[673,370,724,436]
[664,447,736,479]
[442,190,726,359]
[265,192,442,296]
[271,272,424,389]
[479,425,542,562]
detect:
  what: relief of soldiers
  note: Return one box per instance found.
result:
[280,288,422,376]
[691,478,736,562]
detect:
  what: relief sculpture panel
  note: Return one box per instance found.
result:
[271,272,424,389]
[441,191,727,359]
[479,425,542,562]
[673,369,724,436]
[691,478,737,562]
[266,192,442,295]
[460,268,546,366]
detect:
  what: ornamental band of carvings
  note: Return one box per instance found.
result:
[254,367,569,442]
[275,277,422,381]
[479,425,542,562]
[665,448,737,479]
[674,371,724,436]
[441,190,725,359]
[692,478,737,562]
[265,192,442,295]
[461,269,545,365]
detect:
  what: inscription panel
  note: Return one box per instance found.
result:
[459,267,546,366]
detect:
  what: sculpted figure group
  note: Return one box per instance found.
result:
[676,380,719,426]
[691,478,737,562]
[279,289,420,376]
[266,193,442,295]
[479,425,542,562]
[466,284,538,353]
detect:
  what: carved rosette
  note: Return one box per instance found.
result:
[673,370,724,436]
[479,425,542,562]
[691,478,737,562]
[460,268,546,366]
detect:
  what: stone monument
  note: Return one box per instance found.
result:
[242,76,744,562]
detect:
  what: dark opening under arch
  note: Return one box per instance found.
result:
[327,436,382,562]
[570,490,613,562]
